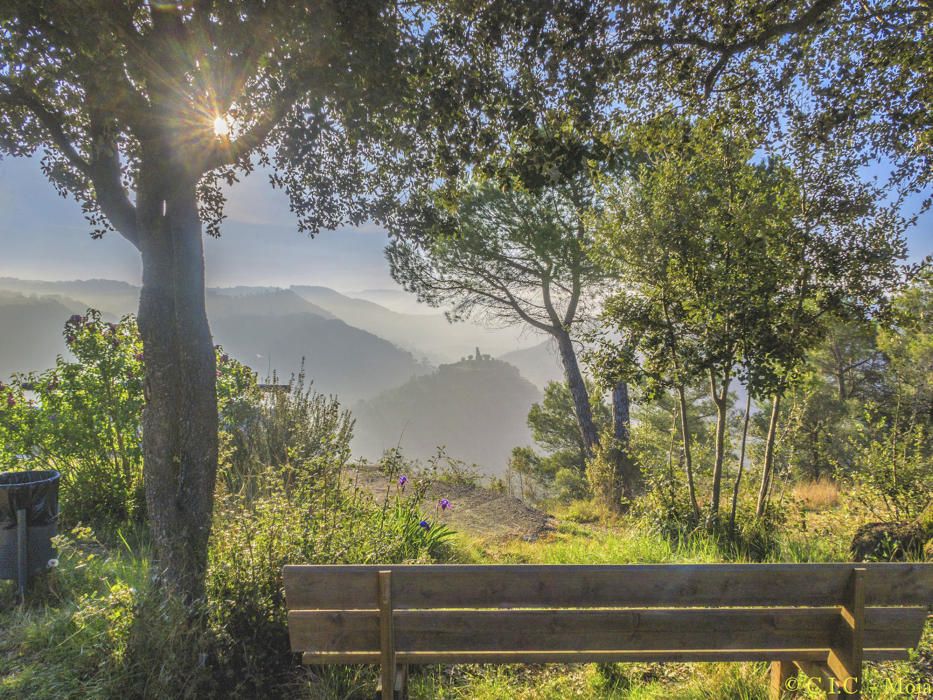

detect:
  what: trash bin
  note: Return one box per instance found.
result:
[0,470,60,594]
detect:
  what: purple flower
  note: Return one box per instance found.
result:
[398,475,408,488]
[439,498,451,511]
[6,395,15,408]
[67,314,83,326]
[419,520,430,530]
[135,353,145,362]
[220,354,230,364]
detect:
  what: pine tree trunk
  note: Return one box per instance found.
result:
[611,380,641,498]
[553,328,599,456]
[755,394,782,518]
[136,176,218,604]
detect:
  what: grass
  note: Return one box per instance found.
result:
[434,511,930,700]
[791,478,841,511]
[0,499,929,699]
[0,526,150,699]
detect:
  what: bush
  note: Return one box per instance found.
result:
[0,310,257,532]
[204,396,453,697]
[1,312,146,527]
[841,409,932,522]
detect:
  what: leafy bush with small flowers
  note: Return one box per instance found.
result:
[0,309,258,531]
[205,425,454,696]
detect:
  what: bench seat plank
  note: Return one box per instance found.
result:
[288,606,927,654]
[301,648,911,665]
[284,564,933,610]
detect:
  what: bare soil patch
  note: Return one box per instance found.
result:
[348,465,555,542]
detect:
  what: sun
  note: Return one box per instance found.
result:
[213,115,231,137]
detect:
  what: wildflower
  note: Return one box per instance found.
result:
[419,520,430,530]
[398,475,408,488]
[67,314,83,326]
[439,498,451,511]
[47,558,59,568]
[6,395,15,408]
[135,352,145,362]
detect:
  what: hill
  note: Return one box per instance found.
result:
[207,287,334,320]
[499,339,564,389]
[210,312,429,402]
[291,285,534,362]
[0,279,426,401]
[352,350,541,475]
[0,277,139,317]
[347,288,437,315]
[0,292,84,378]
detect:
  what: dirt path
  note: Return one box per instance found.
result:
[348,466,555,542]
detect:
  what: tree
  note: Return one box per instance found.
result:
[590,113,905,523]
[0,0,865,599]
[389,181,606,451]
[591,115,795,522]
[0,1,441,601]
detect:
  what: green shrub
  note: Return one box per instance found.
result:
[840,409,932,522]
[0,310,257,532]
[203,401,453,697]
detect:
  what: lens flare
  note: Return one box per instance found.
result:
[213,115,230,137]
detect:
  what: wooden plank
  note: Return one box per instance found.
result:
[378,571,394,700]
[301,648,909,666]
[284,563,933,610]
[769,660,795,700]
[828,568,866,699]
[288,606,926,654]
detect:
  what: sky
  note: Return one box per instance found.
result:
[0,154,930,292]
[0,155,398,292]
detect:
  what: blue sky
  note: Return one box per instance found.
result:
[0,156,398,292]
[0,154,930,291]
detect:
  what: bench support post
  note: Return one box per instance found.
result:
[827,567,865,698]
[769,660,795,699]
[377,570,408,700]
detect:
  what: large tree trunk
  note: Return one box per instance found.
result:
[136,175,218,604]
[677,385,700,518]
[709,369,731,523]
[553,328,599,456]
[611,381,641,498]
[755,394,782,518]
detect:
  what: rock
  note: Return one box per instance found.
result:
[850,521,928,561]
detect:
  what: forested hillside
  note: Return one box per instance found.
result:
[353,351,541,472]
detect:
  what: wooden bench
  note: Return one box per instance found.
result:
[284,563,932,699]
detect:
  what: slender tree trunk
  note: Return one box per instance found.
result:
[677,384,700,518]
[729,392,752,533]
[136,173,218,604]
[755,394,782,518]
[611,380,641,498]
[553,328,599,456]
[709,369,731,523]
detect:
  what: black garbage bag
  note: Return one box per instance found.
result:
[0,470,60,529]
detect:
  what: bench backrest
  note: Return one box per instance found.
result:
[284,563,932,664]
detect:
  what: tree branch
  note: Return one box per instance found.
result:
[0,77,92,177]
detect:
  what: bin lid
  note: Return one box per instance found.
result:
[0,470,61,489]
[0,470,61,527]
